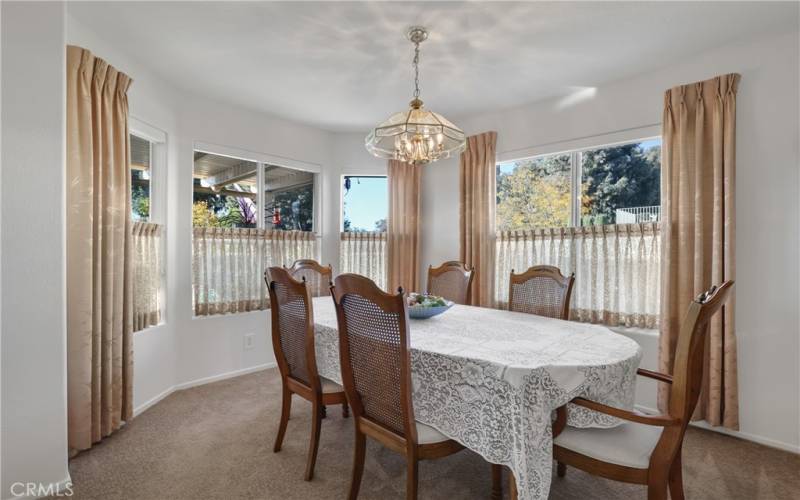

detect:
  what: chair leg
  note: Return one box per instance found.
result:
[273,385,292,453]
[557,461,567,477]
[322,404,327,419]
[304,401,323,481]
[647,473,668,500]
[348,430,366,500]
[668,451,685,500]
[509,469,518,500]
[490,464,503,500]
[406,456,419,500]
[342,401,350,418]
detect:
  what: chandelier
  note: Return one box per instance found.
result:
[365,27,466,165]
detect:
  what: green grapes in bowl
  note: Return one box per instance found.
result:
[406,293,453,319]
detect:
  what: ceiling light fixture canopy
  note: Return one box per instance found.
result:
[365,26,466,165]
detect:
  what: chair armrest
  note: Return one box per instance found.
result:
[571,397,680,427]
[637,368,673,384]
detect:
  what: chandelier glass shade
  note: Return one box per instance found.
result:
[365,27,466,165]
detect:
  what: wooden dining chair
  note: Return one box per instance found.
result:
[331,274,465,500]
[285,259,333,297]
[508,265,575,320]
[266,267,348,482]
[426,261,474,305]
[552,281,735,500]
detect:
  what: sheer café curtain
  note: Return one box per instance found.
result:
[460,131,498,307]
[386,160,422,293]
[339,231,387,291]
[659,74,739,429]
[132,222,162,331]
[66,46,133,452]
[495,224,661,329]
[192,228,318,316]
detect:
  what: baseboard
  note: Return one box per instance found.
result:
[3,475,72,500]
[132,363,277,417]
[635,405,800,454]
[173,362,276,391]
[133,386,176,417]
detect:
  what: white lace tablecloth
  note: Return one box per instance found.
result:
[311,298,642,500]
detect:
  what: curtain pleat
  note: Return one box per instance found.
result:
[495,224,661,328]
[67,45,134,452]
[339,231,387,291]
[459,131,498,307]
[659,74,739,429]
[191,228,318,316]
[386,160,421,293]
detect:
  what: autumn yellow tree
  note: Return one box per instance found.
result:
[496,155,571,230]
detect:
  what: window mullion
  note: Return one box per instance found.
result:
[570,150,582,227]
[256,162,265,229]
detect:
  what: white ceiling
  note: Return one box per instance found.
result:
[68,1,798,132]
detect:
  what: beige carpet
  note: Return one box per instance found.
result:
[64,369,799,500]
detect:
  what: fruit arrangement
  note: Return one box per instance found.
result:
[407,293,449,308]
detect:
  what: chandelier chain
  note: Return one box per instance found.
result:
[413,41,421,99]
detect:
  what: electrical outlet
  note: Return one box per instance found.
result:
[244,333,256,350]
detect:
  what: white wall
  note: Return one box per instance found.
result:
[420,29,800,452]
[1,1,71,497]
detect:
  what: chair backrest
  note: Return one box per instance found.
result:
[266,267,319,391]
[331,274,416,442]
[668,281,735,424]
[427,261,474,305]
[285,259,333,297]
[508,265,575,319]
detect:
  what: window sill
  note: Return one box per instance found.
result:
[134,321,167,335]
[609,325,659,338]
[191,309,268,321]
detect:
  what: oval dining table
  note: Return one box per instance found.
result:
[311,297,642,500]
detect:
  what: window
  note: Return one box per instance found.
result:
[497,138,661,229]
[191,149,319,316]
[494,138,662,329]
[130,134,152,221]
[192,152,318,231]
[193,152,258,228]
[264,165,315,231]
[342,176,388,232]
[497,154,571,230]
[129,120,167,331]
[581,139,661,225]
[339,175,388,290]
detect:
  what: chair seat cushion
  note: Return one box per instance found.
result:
[320,377,343,394]
[554,422,664,469]
[416,421,451,444]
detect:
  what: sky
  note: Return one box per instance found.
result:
[343,176,388,231]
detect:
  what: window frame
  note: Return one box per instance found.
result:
[339,174,388,233]
[496,132,662,230]
[193,141,323,235]
[129,117,168,329]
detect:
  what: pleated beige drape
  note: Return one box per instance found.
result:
[659,74,739,429]
[386,160,422,293]
[459,132,497,307]
[67,45,134,452]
